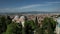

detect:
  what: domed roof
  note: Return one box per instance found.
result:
[14,15,19,19]
[20,16,25,19]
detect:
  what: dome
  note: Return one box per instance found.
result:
[15,15,19,18]
[14,15,19,20]
[20,16,25,19]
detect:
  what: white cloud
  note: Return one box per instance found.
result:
[20,2,60,10]
[48,2,60,4]
[19,4,51,9]
[19,4,41,9]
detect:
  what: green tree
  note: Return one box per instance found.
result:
[42,17,57,34]
[25,20,36,34]
[5,16,12,25]
[5,22,22,34]
[0,16,7,34]
[35,16,38,27]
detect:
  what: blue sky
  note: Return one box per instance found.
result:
[0,0,60,13]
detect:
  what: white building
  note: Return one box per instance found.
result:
[20,16,25,27]
[12,15,25,27]
[12,15,19,22]
[56,17,60,34]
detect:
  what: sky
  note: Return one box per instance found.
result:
[0,0,60,13]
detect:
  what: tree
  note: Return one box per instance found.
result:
[35,16,38,27]
[5,22,22,34]
[42,17,57,34]
[25,20,36,34]
[5,16,12,25]
[0,16,7,34]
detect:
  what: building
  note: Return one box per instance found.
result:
[12,15,25,27]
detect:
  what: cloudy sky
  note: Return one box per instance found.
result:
[0,0,60,13]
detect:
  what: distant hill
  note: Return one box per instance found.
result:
[17,11,60,14]
[0,11,60,15]
[19,11,60,14]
